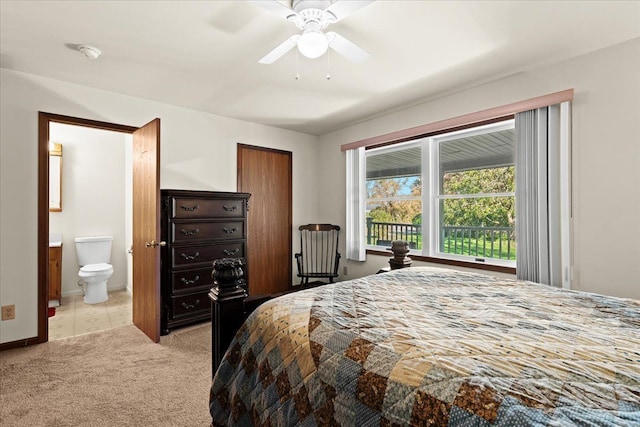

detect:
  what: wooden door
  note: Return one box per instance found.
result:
[238,144,292,295]
[132,118,161,342]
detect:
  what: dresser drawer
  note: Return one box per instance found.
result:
[171,266,214,293]
[172,291,209,318]
[169,197,245,219]
[170,220,245,244]
[171,241,245,268]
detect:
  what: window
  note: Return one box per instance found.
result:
[366,142,422,249]
[365,119,515,267]
[345,90,572,282]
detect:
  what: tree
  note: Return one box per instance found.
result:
[442,166,515,228]
[366,177,421,224]
[366,167,514,235]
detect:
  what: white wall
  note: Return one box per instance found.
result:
[0,69,319,344]
[318,38,640,300]
[49,123,129,296]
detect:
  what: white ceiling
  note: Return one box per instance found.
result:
[1,1,639,135]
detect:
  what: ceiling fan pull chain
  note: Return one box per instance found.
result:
[295,49,300,80]
[326,48,332,80]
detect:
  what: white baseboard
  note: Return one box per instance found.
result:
[107,283,128,292]
[61,289,83,297]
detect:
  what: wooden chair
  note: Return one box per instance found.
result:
[295,224,341,286]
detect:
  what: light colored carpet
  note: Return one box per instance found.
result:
[0,323,213,426]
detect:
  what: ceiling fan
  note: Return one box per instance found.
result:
[252,0,374,64]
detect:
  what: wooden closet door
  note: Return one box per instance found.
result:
[237,144,292,295]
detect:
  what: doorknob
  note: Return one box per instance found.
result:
[145,240,166,248]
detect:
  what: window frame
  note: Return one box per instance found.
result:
[365,118,516,271]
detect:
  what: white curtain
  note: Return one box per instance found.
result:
[345,147,366,261]
[515,103,571,288]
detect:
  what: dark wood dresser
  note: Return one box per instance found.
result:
[160,189,250,334]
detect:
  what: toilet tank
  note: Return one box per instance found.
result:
[74,236,113,266]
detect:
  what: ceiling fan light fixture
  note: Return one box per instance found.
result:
[253,0,373,64]
[297,30,328,59]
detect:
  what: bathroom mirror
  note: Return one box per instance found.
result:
[49,142,62,212]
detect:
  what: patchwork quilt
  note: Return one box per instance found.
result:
[210,267,640,426]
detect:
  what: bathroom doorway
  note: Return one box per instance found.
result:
[47,122,133,340]
[37,113,162,344]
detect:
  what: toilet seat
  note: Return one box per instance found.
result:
[77,263,113,304]
[80,263,113,274]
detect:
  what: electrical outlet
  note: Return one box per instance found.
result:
[2,305,15,320]
[343,266,348,275]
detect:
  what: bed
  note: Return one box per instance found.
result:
[209,267,640,426]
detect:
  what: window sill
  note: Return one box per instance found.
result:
[366,249,516,275]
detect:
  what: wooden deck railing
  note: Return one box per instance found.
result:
[366,218,515,260]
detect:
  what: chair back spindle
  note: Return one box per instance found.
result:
[295,224,341,286]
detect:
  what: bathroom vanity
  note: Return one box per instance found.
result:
[160,190,250,334]
[48,242,62,303]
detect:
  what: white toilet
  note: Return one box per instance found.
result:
[74,236,114,304]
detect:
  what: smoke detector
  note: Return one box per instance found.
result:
[77,44,101,59]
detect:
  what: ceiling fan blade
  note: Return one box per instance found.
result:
[325,0,375,22]
[259,34,300,64]
[248,0,295,20]
[326,31,369,63]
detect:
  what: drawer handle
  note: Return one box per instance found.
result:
[180,228,200,236]
[180,204,199,212]
[180,276,200,285]
[223,227,237,234]
[223,248,240,256]
[180,252,200,261]
[181,299,201,310]
[223,205,238,212]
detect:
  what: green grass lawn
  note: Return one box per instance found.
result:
[370,235,516,261]
[443,237,516,260]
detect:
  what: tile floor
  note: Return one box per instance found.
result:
[48,289,132,341]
